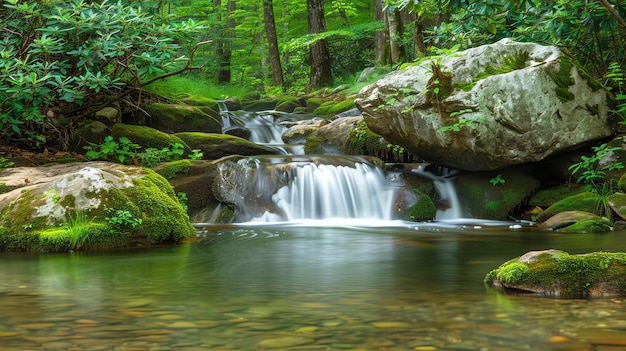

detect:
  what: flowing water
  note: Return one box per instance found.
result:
[2,224,626,350]
[3,109,626,350]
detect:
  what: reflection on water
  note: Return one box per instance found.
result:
[1,224,626,350]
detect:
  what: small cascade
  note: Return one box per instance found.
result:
[217,100,234,130]
[241,156,395,222]
[412,165,465,220]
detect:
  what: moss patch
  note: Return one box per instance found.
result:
[456,52,530,91]
[145,103,221,133]
[312,99,355,118]
[112,123,191,152]
[402,191,437,222]
[485,251,626,297]
[537,192,604,222]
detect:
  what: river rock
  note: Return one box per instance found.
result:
[0,161,194,251]
[355,38,612,171]
[485,250,626,297]
[304,116,363,154]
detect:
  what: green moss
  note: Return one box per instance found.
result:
[154,159,192,180]
[112,123,191,152]
[306,97,325,113]
[275,97,302,113]
[311,99,355,118]
[403,191,437,222]
[304,134,324,154]
[557,217,613,233]
[0,183,15,195]
[546,56,575,102]
[495,262,529,284]
[486,251,626,297]
[214,205,235,223]
[123,169,195,244]
[144,103,221,133]
[456,52,530,91]
[528,184,586,207]
[346,121,387,156]
[537,192,604,222]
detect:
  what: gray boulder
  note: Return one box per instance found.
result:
[355,38,612,171]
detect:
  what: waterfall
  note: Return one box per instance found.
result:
[412,165,465,220]
[249,158,397,222]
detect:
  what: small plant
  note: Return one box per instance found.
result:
[177,192,189,213]
[84,136,141,164]
[568,143,624,192]
[386,143,405,161]
[438,116,485,132]
[606,62,626,124]
[0,157,15,169]
[64,212,90,250]
[188,149,204,160]
[104,207,142,233]
[489,173,505,186]
[138,143,188,167]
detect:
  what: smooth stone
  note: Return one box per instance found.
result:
[169,321,198,328]
[18,323,55,330]
[257,336,315,349]
[372,322,412,328]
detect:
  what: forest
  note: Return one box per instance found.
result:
[0,0,625,153]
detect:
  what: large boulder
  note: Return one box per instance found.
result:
[485,250,626,297]
[355,39,613,171]
[175,132,279,160]
[0,162,195,251]
[145,103,221,134]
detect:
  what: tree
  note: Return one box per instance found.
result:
[213,0,236,85]
[263,0,284,86]
[306,0,332,91]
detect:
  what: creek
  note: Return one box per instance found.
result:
[2,109,626,350]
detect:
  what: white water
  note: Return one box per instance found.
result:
[252,162,397,222]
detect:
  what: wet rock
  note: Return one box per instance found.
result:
[356,39,613,171]
[539,211,613,233]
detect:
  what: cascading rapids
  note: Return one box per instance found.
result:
[250,157,397,222]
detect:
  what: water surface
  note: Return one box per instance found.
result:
[1,223,626,350]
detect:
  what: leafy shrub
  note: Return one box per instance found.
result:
[0,0,204,149]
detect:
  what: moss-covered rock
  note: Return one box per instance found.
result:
[179,96,221,119]
[175,132,278,160]
[242,99,278,112]
[536,192,604,222]
[305,97,324,113]
[539,210,613,232]
[608,193,626,220]
[485,250,626,297]
[145,103,221,133]
[396,189,437,222]
[112,123,191,152]
[528,183,586,208]
[457,170,541,220]
[0,162,195,252]
[312,99,356,118]
[275,97,303,113]
[154,160,220,222]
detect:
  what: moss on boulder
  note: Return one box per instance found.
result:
[0,162,195,252]
[175,132,278,160]
[485,250,626,297]
[397,190,437,222]
[112,123,191,152]
[145,103,221,133]
[275,97,303,113]
[457,170,541,220]
[312,99,356,118]
[539,210,613,232]
[536,192,604,222]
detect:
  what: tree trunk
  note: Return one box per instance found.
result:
[217,0,236,84]
[307,0,332,91]
[413,16,427,56]
[385,6,405,63]
[374,0,389,65]
[263,0,284,86]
